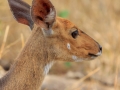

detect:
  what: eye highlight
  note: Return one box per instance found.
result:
[71,30,79,39]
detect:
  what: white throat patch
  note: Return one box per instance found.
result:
[44,61,54,75]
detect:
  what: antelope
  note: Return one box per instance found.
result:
[0,0,102,90]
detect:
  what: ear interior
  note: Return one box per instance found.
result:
[8,0,34,30]
[31,0,56,30]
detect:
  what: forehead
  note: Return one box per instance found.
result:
[55,17,75,31]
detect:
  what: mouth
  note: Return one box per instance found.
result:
[72,50,102,62]
[88,53,98,57]
[88,50,102,58]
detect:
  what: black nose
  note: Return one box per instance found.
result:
[99,45,102,52]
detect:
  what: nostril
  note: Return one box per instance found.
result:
[99,46,102,52]
[96,42,102,52]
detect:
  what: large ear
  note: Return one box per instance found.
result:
[8,0,34,30]
[31,0,56,30]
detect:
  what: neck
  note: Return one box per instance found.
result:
[0,27,55,90]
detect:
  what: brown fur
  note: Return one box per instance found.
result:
[0,0,101,90]
[31,0,56,29]
[0,17,100,90]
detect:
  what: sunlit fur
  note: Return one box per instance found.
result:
[48,17,100,62]
[0,0,101,90]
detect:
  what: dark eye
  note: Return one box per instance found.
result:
[71,30,79,39]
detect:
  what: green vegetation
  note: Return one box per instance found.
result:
[58,10,69,18]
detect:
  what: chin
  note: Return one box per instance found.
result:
[72,55,98,62]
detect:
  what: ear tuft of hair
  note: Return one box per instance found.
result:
[31,0,56,30]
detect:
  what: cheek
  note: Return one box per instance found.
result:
[67,43,71,50]
[66,43,84,55]
[66,43,87,62]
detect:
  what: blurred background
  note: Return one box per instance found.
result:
[0,0,120,90]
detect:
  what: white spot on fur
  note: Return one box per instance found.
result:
[41,28,54,36]
[72,55,78,60]
[72,55,84,62]
[44,61,54,75]
[67,43,71,50]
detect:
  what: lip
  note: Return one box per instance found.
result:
[95,50,102,56]
[88,53,98,57]
[88,50,102,58]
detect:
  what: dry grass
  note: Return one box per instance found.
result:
[0,25,9,59]
[0,0,120,90]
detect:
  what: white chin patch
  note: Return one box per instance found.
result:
[72,55,84,62]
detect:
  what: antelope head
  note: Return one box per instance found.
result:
[8,0,102,62]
